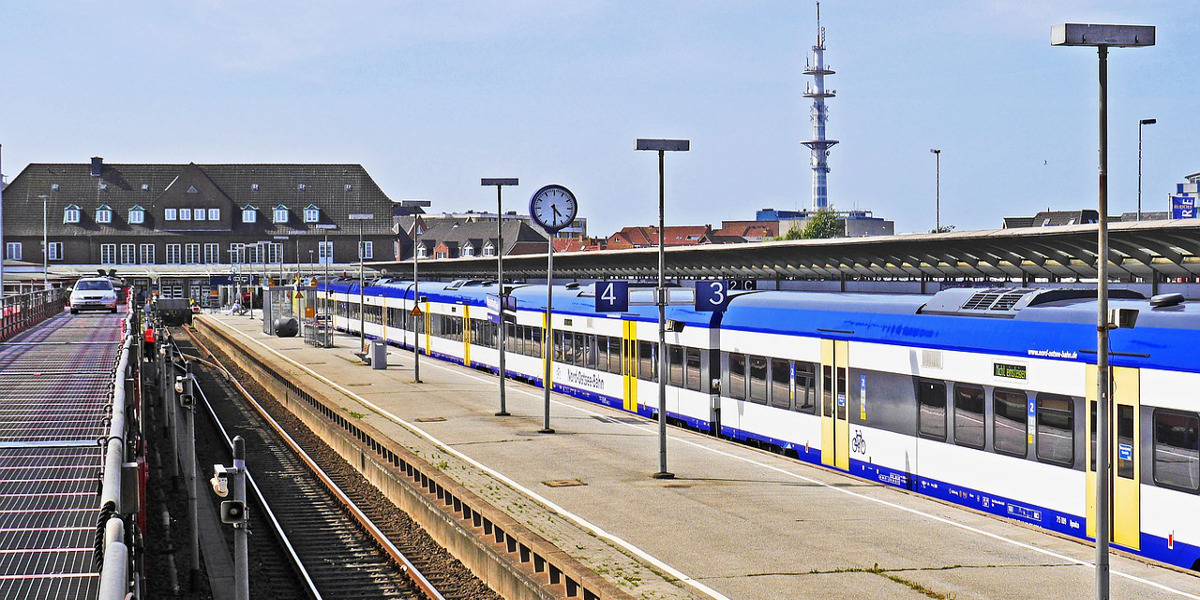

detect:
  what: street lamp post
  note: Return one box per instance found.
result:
[37,194,48,290]
[482,178,519,416]
[930,149,941,232]
[1053,22,1154,600]
[1137,118,1156,221]
[636,138,690,480]
[400,200,431,383]
[346,214,373,355]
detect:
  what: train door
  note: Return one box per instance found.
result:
[820,339,850,470]
[1086,366,1141,550]
[622,320,638,412]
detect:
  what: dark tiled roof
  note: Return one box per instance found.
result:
[402,218,546,258]
[2,162,395,237]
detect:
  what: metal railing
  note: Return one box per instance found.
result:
[97,311,136,600]
[0,289,62,341]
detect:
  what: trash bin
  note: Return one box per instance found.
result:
[274,317,298,338]
[371,340,387,370]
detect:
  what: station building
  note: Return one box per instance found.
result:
[1,158,396,299]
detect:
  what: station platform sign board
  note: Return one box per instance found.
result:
[1171,195,1196,219]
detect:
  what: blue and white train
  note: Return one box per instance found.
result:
[321,279,1200,571]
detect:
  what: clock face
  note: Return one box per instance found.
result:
[529,185,578,233]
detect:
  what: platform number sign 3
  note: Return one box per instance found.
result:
[695,280,730,312]
[595,281,629,313]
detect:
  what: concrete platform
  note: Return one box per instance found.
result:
[198,313,1200,600]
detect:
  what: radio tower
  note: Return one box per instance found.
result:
[801,2,838,211]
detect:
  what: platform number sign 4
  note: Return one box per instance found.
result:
[595,281,629,313]
[695,280,730,312]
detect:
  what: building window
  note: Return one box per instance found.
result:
[358,241,373,260]
[242,206,257,223]
[128,206,145,224]
[273,205,289,223]
[180,208,192,221]
[208,208,220,221]
[193,208,206,221]
[48,242,63,261]
[100,244,116,265]
[318,241,333,264]
[120,244,136,265]
[482,243,495,257]
[140,244,155,265]
[5,242,21,261]
[304,205,319,223]
[462,244,474,257]
[64,205,81,224]
[204,243,219,264]
[435,249,447,260]
[166,244,181,265]
[229,243,244,264]
[267,243,282,264]
[96,206,112,224]
[185,243,200,264]
[416,245,427,259]
[165,208,177,221]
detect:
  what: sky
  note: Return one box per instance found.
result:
[2,1,1197,237]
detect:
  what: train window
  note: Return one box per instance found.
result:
[553,330,565,362]
[585,335,598,370]
[794,363,816,414]
[836,367,847,419]
[1153,410,1200,493]
[639,341,656,382]
[993,389,1028,458]
[728,353,747,400]
[603,336,618,374]
[685,347,702,391]
[1035,393,1074,467]
[668,345,684,387]
[505,322,517,353]
[770,358,791,409]
[953,384,985,449]
[748,356,768,405]
[533,327,544,358]
[596,337,608,371]
[575,332,586,366]
[822,366,833,417]
[917,379,947,441]
[1117,404,1134,479]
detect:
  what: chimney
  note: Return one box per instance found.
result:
[90,156,103,177]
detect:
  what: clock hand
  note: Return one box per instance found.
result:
[552,205,562,219]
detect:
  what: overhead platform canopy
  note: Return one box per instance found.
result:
[371,219,1200,281]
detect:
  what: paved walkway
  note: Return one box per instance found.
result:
[200,313,1200,600]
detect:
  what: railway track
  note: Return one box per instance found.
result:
[170,329,451,600]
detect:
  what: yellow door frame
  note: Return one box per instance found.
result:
[1085,365,1141,550]
[462,306,471,366]
[623,320,638,412]
[820,339,850,470]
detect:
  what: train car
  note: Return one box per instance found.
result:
[321,280,1200,571]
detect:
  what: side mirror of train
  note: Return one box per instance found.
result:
[1109,307,1139,329]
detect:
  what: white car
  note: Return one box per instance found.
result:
[69,277,118,314]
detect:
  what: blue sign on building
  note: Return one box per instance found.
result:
[595,281,629,313]
[1171,195,1196,219]
[694,280,730,312]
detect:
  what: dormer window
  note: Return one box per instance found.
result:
[482,242,495,257]
[461,243,474,257]
[273,205,289,223]
[416,245,427,259]
[64,205,81,224]
[95,205,113,224]
[242,205,257,223]
[129,206,145,224]
[303,204,320,223]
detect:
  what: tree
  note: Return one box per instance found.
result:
[800,208,843,239]
[930,225,956,234]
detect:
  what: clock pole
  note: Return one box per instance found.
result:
[540,236,555,434]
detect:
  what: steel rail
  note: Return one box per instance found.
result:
[179,328,446,600]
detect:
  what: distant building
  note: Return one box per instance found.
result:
[394,215,547,261]
[553,237,608,252]
[417,210,587,239]
[713,220,779,242]
[1003,210,1099,229]
[606,225,714,250]
[1,158,396,299]
[756,207,894,238]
